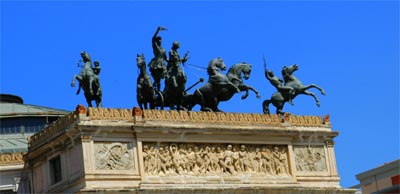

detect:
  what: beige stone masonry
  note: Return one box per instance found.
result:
[23,106,355,194]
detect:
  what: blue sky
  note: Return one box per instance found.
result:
[1,1,399,188]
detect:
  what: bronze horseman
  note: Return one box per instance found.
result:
[71,51,102,107]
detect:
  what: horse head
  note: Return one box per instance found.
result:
[80,51,91,63]
[240,62,252,80]
[227,62,252,82]
[207,57,226,76]
[282,64,298,82]
[136,53,146,70]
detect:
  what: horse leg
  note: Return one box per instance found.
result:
[276,105,284,115]
[96,96,102,108]
[242,89,249,99]
[192,89,207,111]
[303,90,321,107]
[242,85,261,99]
[71,75,80,87]
[273,100,285,115]
[229,83,241,93]
[211,96,221,112]
[85,93,93,107]
[303,84,326,95]
[76,83,82,95]
[262,100,271,114]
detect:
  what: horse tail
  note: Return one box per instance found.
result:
[263,100,271,114]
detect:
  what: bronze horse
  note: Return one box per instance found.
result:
[263,64,326,114]
[186,58,260,112]
[71,51,102,107]
[136,54,161,109]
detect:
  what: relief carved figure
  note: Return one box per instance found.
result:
[294,145,327,172]
[142,142,290,176]
[95,142,134,170]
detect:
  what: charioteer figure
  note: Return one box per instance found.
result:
[148,26,168,91]
[166,41,189,88]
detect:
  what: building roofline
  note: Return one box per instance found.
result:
[0,103,70,118]
[356,159,400,180]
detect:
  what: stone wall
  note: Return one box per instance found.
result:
[24,107,355,194]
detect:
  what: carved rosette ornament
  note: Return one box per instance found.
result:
[94,142,134,170]
[142,142,290,176]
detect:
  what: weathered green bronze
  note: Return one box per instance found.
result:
[136,53,158,109]
[163,41,189,110]
[263,59,325,114]
[71,51,102,107]
[185,58,260,112]
[148,26,168,92]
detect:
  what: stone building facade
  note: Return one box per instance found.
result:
[23,105,356,193]
[356,159,400,193]
[0,94,68,194]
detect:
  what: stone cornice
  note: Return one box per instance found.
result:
[26,107,331,151]
[28,112,78,149]
[85,107,329,128]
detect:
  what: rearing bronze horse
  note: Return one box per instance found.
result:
[186,58,260,112]
[71,51,102,107]
[263,64,326,114]
[136,54,160,109]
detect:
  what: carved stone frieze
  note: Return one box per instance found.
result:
[94,142,135,170]
[287,115,323,127]
[142,110,283,126]
[142,142,290,176]
[141,109,327,127]
[84,108,328,128]
[0,152,25,165]
[294,145,327,172]
[88,108,133,121]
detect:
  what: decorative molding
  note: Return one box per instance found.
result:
[142,142,290,176]
[287,115,323,127]
[143,110,282,126]
[84,108,327,127]
[88,108,133,121]
[142,110,326,127]
[294,145,327,172]
[0,152,25,165]
[94,142,135,170]
[325,140,335,147]
[28,112,78,148]
[80,135,92,143]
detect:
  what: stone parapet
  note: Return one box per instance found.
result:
[27,112,78,150]
[24,107,354,194]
